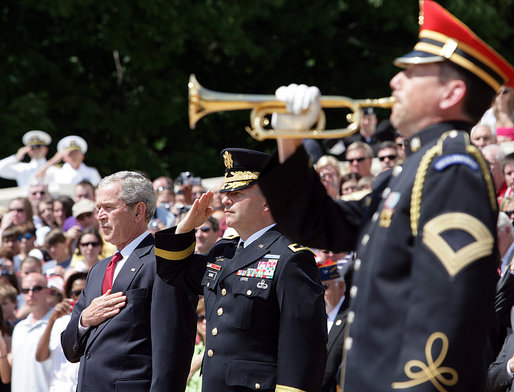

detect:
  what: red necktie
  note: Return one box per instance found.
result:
[102,252,123,294]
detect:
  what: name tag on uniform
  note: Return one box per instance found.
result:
[206,263,222,280]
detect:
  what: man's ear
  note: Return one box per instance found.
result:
[440,79,467,110]
[135,202,146,220]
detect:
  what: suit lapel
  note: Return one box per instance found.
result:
[219,229,282,281]
[327,307,347,353]
[87,234,154,346]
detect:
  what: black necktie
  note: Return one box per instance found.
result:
[235,241,244,257]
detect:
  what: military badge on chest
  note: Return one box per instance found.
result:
[236,254,280,280]
[380,192,401,228]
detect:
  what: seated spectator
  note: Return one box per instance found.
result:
[185,297,206,392]
[357,175,374,191]
[63,272,86,303]
[27,180,49,229]
[497,212,514,275]
[480,85,514,140]
[152,176,174,193]
[42,230,71,277]
[394,131,406,161]
[14,223,37,271]
[156,185,175,210]
[16,256,43,320]
[65,199,99,254]
[36,135,101,186]
[192,183,207,201]
[471,124,497,149]
[36,196,58,246]
[340,173,361,196]
[0,297,13,390]
[483,144,508,204]
[345,141,374,178]
[0,284,19,331]
[0,130,51,187]
[377,141,400,172]
[1,226,22,272]
[195,217,220,254]
[73,180,96,202]
[0,248,15,275]
[72,229,103,272]
[52,196,74,232]
[501,195,514,224]
[503,153,514,200]
[1,197,33,233]
[11,272,53,391]
[315,155,342,200]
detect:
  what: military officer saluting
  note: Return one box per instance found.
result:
[155,148,327,392]
[0,130,51,187]
[257,1,514,391]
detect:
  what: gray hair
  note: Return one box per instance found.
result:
[99,171,156,222]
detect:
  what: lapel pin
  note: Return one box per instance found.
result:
[131,268,136,272]
[258,244,264,248]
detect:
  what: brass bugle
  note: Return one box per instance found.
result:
[188,74,395,141]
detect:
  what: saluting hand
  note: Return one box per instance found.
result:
[176,191,214,234]
[80,290,126,328]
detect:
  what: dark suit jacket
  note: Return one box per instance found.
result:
[489,308,514,392]
[322,298,349,392]
[61,234,197,392]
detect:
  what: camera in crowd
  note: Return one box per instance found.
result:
[175,171,202,186]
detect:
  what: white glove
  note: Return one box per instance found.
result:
[271,84,321,131]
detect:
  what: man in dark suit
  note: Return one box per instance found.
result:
[489,308,514,392]
[317,255,352,392]
[155,148,327,392]
[61,171,197,392]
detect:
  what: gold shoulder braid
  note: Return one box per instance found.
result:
[288,244,316,256]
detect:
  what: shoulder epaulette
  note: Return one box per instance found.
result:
[410,130,496,237]
[288,243,316,255]
[223,234,240,240]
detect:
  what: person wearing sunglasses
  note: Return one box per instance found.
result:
[194,217,220,255]
[344,141,374,178]
[0,130,51,187]
[376,141,400,173]
[73,229,104,272]
[11,272,53,391]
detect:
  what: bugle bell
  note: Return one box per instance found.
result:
[188,74,395,141]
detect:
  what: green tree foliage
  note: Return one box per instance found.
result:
[0,0,512,184]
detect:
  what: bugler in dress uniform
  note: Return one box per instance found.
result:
[155,148,327,392]
[258,1,514,391]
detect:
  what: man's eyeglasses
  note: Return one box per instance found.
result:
[21,286,45,294]
[79,241,101,248]
[196,226,211,233]
[348,157,368,163]
[30,191,46,196]
[17,233,34,241]
[504,210,514,217]
[378,154,398,162]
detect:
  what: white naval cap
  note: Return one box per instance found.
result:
[22,130,52,146]
[57,135,88,154]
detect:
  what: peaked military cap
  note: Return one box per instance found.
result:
[219,148,270,193]
[57,135,88,154]
[22,130,51,147]
[394,0,514,92]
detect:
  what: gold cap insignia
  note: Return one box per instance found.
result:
[223,151,233,169]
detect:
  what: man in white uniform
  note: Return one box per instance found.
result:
[0,130,51,187]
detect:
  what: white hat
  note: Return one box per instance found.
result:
[72,199,96,218]
[57,135,88,154]
[22,130,51,146]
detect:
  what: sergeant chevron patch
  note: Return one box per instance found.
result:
[422,212,494,276]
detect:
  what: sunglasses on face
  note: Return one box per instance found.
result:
[21,286,45,294]
[79,241,101,248]
[196,226,211,233]
[348,157,367,163]
[197,314,206,322]
[378,154,398,162]
[18,233,34,241]
[71,289,83,297]
[504,210,514,217]
[30,145,44,150]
